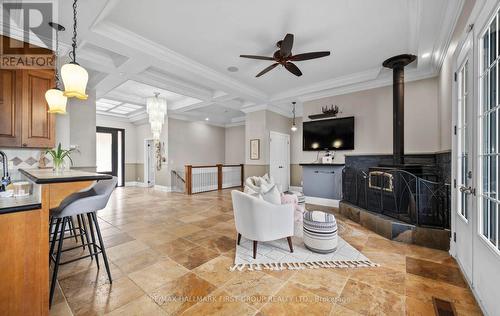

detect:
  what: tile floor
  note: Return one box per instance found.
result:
[50,187,483,316]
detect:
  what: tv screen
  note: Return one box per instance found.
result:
[303,117,354,151]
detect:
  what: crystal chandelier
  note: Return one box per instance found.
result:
[46,22,68,114]
[147,93,167,140]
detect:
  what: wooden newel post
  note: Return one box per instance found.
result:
[185,165,192,195]
[240,164,245,188]
[217,164,223,191]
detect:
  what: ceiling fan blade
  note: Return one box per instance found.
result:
[280,33,294,58]
[290,51,331,61]
[285,62,302,76]
[256,63,279,77]
[240,55,275,61]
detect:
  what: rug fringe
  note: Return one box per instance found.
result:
[229,260,379,272]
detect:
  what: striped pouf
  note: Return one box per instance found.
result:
[303,210,338,253]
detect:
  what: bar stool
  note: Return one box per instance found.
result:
[49,177,117,307]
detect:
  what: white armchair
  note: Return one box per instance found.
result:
[231,190,294,259]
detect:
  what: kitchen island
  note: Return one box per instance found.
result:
[0,169,111,315]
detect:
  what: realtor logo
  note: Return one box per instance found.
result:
[1,1,56,69]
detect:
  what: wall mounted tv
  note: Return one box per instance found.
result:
[303,117,355,151]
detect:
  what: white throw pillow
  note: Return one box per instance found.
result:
[261,184,281,205]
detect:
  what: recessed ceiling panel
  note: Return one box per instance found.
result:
[104,0,420,94]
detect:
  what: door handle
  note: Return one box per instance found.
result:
[459,186,475,195]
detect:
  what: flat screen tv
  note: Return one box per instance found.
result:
[303,117,355,151]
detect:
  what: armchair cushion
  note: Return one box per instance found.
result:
[260,184,281,205]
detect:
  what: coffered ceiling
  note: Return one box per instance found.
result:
[6,0,466,125]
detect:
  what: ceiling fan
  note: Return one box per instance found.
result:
[240,33,330,77]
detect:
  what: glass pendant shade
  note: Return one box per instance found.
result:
[62,62,88,99]
[46,88,68,114]
[147,94,167,140]
[291,124,297,132]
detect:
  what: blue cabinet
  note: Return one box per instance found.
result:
[301,164,344,200]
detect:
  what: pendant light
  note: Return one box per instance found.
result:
[291,101,298,132]
[61,0,88,100]
[147,93,168,140]
[46,22,68,114]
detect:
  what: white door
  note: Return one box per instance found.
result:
[270,131,290,192]
[453,32,475,282]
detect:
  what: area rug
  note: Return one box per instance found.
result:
[230,234,378,272]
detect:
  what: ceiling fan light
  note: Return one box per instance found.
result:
[62,62,88,100]
[46,88,68,114]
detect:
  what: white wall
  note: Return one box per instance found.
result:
[225,125,245,164]
[290,77,440,164]
[68,90,96,169]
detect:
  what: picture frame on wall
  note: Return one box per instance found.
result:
[250,139,260,160]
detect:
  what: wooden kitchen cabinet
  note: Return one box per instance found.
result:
[0,69,55,148]
[21,69,55,148]
[0,69,22,147]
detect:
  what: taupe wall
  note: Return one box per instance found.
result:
[438,0,476,151]
[164,118,226,186]
[244,164,269,179]
[245,110,268,165]
[244,110,292,179]
[291,77,440,166]
[225,125,245,164]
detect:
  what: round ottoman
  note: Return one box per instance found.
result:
[303,210,338,253]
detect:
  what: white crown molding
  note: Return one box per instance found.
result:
[297,68,438,102]
[225,121,245,128]
[269,67,382,103]
[96,112,132,123]
[431,0,465,71]
[231,116,246,123]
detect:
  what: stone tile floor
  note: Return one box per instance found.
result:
[50,187,483,316]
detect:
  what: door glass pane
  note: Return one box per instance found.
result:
[490,201,497,245]
[457,62,470,219]
[480,15,500,248]
[490,17,497,65]
[96,132,112,173]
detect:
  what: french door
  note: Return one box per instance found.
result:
[96,126,125,186]
[454,32,475,282]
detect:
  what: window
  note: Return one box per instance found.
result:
[480,13,500,250]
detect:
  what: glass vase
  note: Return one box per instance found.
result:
[53,159,65,174]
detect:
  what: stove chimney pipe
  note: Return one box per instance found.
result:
[382,54,417,165]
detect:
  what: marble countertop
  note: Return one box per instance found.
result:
[19,169,112,184]
[0,194,41,215]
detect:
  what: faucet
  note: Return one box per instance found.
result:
[0,151,11,192]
